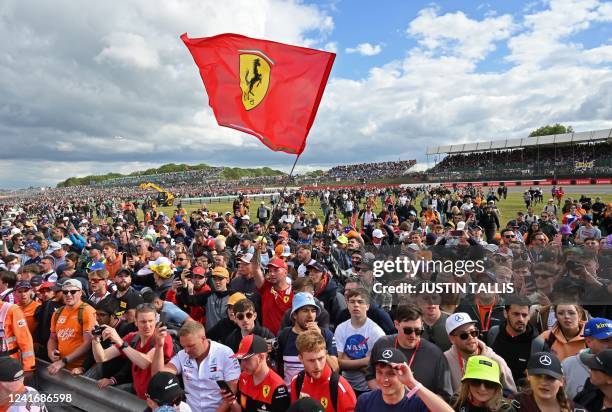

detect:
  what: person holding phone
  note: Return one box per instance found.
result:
[218,334,290,412]
[151,321,240,412]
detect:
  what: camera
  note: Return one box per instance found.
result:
[92,325,106,337]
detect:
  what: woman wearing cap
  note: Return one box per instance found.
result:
[451,356,517,412]
[534,304,587,361]
[511,352,582,412]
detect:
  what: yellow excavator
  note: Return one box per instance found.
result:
[138,183,175,207]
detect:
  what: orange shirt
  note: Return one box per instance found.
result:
[105,256,122,280]
[50,303,97,369]
[18,300,40,336]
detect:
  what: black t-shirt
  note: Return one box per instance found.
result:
[107,287,143,313]
[225,325,275,353]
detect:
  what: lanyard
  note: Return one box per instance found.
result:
[394,337,420,368]
[476,304,493,331]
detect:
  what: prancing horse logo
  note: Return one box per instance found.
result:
[239,50,273,110]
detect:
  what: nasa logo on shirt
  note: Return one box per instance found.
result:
[344,334,369,359]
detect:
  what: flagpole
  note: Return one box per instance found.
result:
[281,154,301,195]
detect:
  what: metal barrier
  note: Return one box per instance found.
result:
[35,359,146,412]
[180,192,279,206]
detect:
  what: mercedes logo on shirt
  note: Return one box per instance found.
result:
[539,355,552,366]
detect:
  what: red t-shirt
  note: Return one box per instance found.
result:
[117,332,173,399]
[290,365,356,412]
[257,280,293,335]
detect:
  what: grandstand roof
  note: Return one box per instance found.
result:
[426,128,612,155]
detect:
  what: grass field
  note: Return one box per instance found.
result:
[148,191,611,228]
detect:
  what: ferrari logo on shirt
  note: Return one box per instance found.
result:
[262,384,270,398]
[283,295,290,304]
[320,397,328,408]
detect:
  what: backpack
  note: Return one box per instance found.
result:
[294,369,339,412]
[53,303,89,329]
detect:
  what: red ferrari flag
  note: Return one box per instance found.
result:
[181,33,335,155]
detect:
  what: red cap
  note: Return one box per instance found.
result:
[39,282,55,290]
[231,335,268,360]
[267,257,288,270]
[191,266,206,276]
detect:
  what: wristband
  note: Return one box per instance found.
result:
[406,382,422,398]
[62,357,69,365]
[110,377,117,385]
[119,341,129,351]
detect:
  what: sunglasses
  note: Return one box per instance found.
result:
[62,290,80,295]
[453,329,479,340]
[468,379,498,389]
[402,327,423,336]
[504,234,515,238]
[235,312,254,321]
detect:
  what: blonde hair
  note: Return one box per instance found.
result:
[453,380,504,411]
[296,330,326,355]
[179,320,205,337]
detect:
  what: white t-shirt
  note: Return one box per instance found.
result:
[334,318,385,391]
[170,340,241,412]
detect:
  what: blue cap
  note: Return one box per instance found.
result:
[583,317,612,339]
[88,262,106,271]
[24,241,41,252]
[290,292,320,317]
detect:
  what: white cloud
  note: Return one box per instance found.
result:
[324,41,338,53]
[407,7,514,61]
[345,42,383,56]
[96,33,161,69]
[1,0,611,188]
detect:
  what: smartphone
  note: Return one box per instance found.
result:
[216,380,234,395]
[450,230,464,237]
[158,312,167,327]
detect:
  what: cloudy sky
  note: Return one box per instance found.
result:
[0,0,611,188]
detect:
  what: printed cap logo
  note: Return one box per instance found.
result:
[539,355,552,366]
[382,349,393,359]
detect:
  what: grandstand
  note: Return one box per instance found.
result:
[424,128,612,182]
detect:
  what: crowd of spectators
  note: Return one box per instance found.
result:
[0,181,610,411]
[429,142,612,179]
[323,160,417,182]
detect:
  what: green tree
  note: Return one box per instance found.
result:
[528,123,574,137]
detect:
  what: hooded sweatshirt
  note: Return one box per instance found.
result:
[444,339,517,394]
[488,321,539,383]
[534,322,586,361]
[561,348,591,399]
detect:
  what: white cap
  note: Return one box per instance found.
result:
[59,238,73,246]
[445,312,477,335]
[47,242,62,252]
[456,222,466,231]
[372,229,384,238]
[10,228,21,236]
[241,215,250,220]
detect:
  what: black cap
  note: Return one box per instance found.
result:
[0,358,23,381]
[116,267,133,277]
[51,277,69,292]
[580,349,612,376]
[239,234,253,242]
[146,372,184,406]
[306,261,327,273]
[287,398,325,412]
[30,275,43,287]
[527,352,563,379]
[375,347,408,365]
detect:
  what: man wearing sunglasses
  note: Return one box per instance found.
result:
[444,312,516,393]
[366,304,453,401]
[225,298,274,353]
[48,279,97,375]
